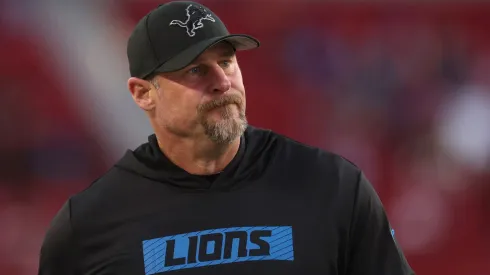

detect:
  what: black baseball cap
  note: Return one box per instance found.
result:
[127,1,260,79]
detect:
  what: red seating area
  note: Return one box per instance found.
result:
[0,27,107,274]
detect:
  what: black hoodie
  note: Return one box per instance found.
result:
[38,126,415,275]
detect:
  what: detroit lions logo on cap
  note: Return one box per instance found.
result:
[169,4,216,37]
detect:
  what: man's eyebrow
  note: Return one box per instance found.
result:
[221,48,236,58]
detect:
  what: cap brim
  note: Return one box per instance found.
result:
[153,34,260,73]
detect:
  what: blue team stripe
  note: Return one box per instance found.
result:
[142,226,294,274]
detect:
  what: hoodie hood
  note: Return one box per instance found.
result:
[114,126,278,191]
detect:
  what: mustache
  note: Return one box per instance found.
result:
[197,94,243,113]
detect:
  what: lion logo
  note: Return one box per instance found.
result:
[169,4,216,37]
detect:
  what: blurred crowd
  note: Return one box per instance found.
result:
[1,1,489,274]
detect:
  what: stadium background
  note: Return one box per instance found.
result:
[1,0,489,274]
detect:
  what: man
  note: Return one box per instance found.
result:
[38,1,415,275]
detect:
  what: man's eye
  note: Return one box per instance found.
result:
[221,60,231,68]
[188,67,201,74]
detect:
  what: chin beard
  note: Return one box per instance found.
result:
[197,94,247,144]
[201,111,248,144]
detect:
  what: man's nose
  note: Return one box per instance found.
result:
[209,66,231,94]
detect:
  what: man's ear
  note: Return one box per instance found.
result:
[127,77,156,111]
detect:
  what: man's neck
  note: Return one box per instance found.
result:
[155,133,241,175]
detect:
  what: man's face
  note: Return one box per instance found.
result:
[152,42,247,144]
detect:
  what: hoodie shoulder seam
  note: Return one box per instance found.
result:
[74,166,119,195]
